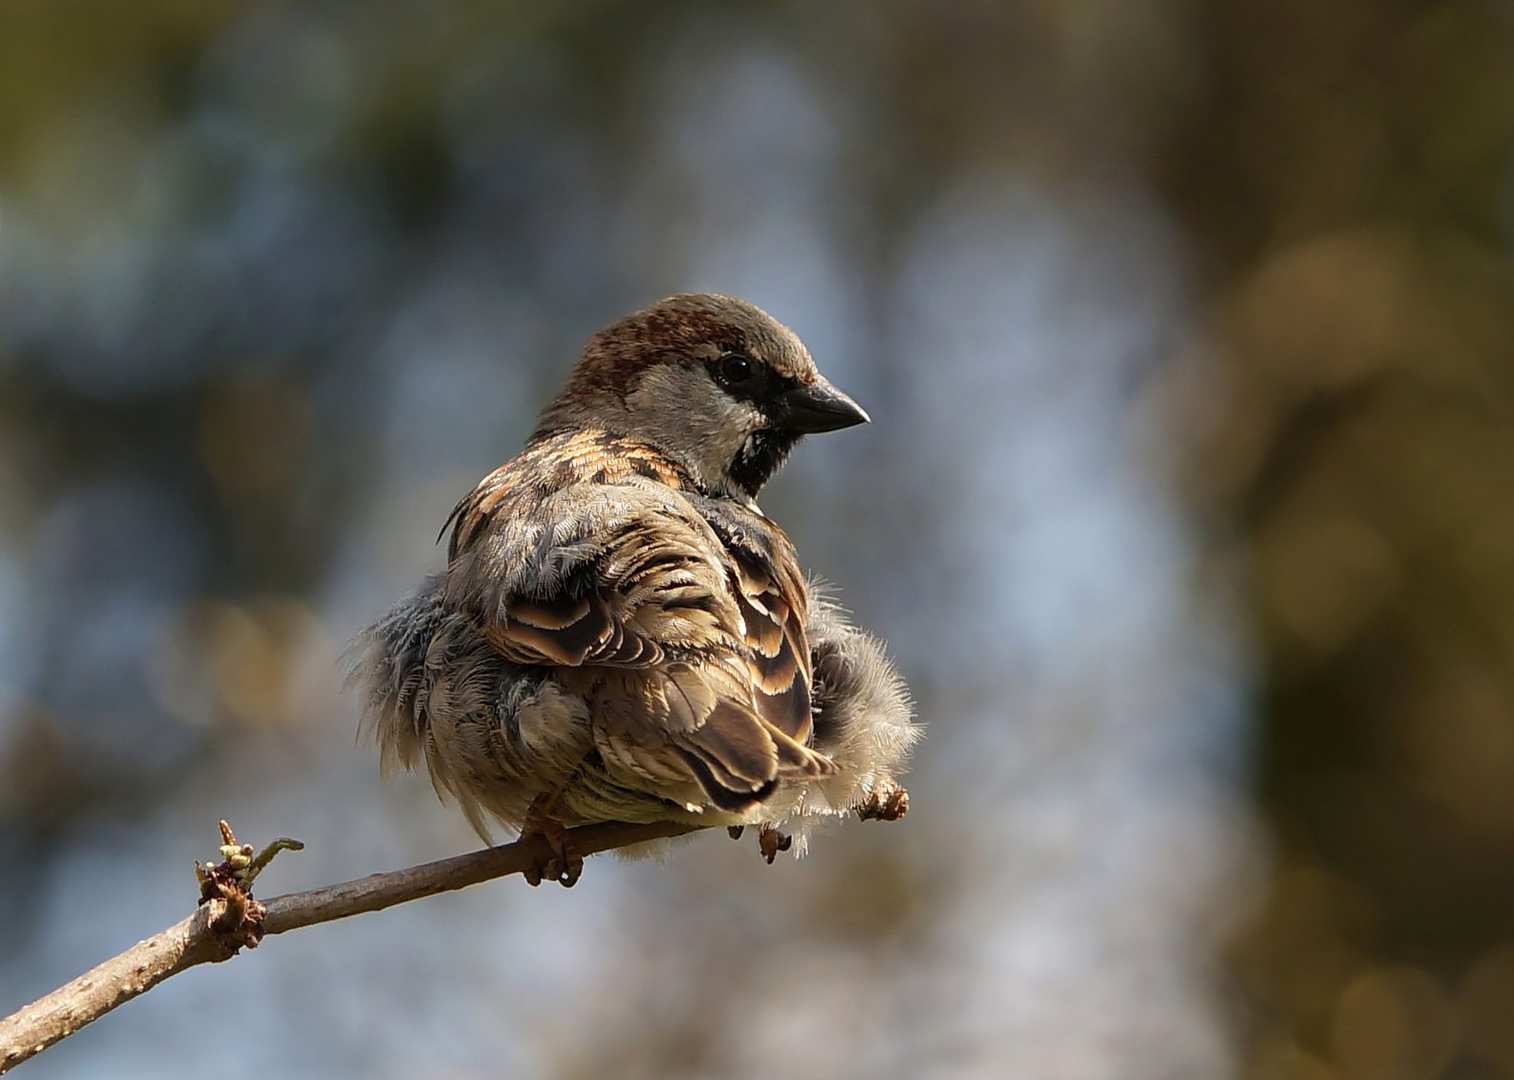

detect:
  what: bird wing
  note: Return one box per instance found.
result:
[708,510,818,754]
[443,460,833,810]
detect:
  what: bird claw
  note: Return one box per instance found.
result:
[520,795,582,888]
[856,782,909,822]
[727,825,745,840]
[757,826,792,864]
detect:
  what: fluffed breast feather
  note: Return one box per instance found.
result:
[804,585,920,816]
[353,580,593,838]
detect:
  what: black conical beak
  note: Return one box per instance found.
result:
[773,375,870,434]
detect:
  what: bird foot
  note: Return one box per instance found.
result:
[757,826,792,864]
[856,782,909,822]
[727,825,745,840]
[520,795,582,888]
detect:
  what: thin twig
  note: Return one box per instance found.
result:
[0,819,703,1074]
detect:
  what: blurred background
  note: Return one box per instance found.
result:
[1,1,1512,1077]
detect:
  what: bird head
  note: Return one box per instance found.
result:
[533,293,869,498]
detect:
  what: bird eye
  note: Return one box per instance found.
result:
[716,352,754,387]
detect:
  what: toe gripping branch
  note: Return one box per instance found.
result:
[728,823,793,864]
[757,826,793,864]
[520,794,584,888]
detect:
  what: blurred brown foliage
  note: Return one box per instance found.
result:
[1165,3,1514,1077]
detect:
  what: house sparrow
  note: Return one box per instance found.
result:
[353,294,918,885]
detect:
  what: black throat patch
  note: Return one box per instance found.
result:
[728,427,803,497]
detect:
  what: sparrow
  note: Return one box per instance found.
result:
[352,293,918,885]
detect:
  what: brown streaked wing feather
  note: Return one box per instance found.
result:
[676,750,779,812]
[735,590,785,656]
[679,700,779,789]
[472,497,741,671]
[669,679,833,813]
[727,550,815,748]
[508,594,592,630]
[443,466,516,560]
[669,689,833,811]
[486,601,619,666]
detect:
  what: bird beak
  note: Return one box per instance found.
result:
[774,376,871,434]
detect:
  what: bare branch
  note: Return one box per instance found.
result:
[0,819,703,1073]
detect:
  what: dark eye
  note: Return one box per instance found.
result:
[716,352,754,388]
